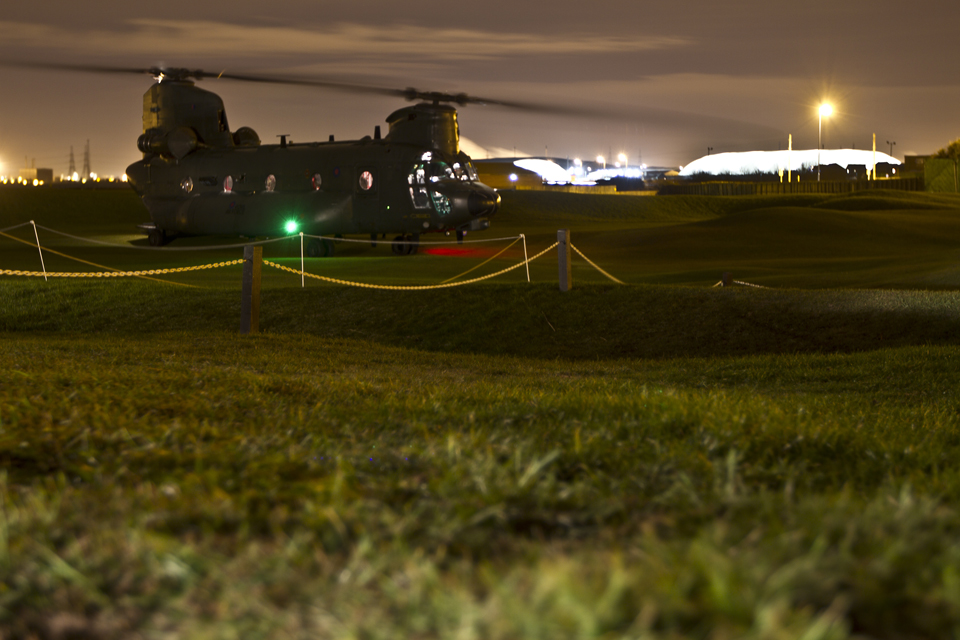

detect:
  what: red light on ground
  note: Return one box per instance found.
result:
[422,247,486,257]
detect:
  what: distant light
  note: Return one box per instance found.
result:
[508,173,518,182]
[284,220,299,234]
[819,103,833,117]
[121,174,128,182]
[32,179,39,186]
[679,149,901,177]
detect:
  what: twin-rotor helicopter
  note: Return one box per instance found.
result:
[10,62,558,256]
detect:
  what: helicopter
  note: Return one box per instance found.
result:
[8,63,515,256]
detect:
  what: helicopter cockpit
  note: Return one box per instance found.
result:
[408,151,482,216]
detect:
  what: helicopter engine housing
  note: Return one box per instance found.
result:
[385,103,459,156]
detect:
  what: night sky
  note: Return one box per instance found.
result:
[1,0,957,178]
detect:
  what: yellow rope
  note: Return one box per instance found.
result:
[265,242,560,290]
[570,243,626,285]
[0,229,239,284]
[439,237,521,284]
[0,260,243,278]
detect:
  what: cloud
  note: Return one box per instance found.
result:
[0,19,689,62]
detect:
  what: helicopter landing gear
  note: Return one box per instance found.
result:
[391,234,419,256]
[306,238,334,258]
[148,228,168,247]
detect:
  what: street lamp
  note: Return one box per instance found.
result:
[887,140,896,159]
[818,103,833,182]
[596,155,605,169]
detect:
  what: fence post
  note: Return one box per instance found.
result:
[240,245,262,334]
[558,229,572,292]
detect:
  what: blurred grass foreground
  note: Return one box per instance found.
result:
[3,187,960,638]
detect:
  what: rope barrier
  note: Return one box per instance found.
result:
[27,223,523,251]
[439,237,521,284]
[0,260,243,278]
[264,242,560,290]
[34,225,292,251]
[734,280,769,289]
[300,232,523,246]
[0,222,34,233]
[712,279,769,289]
[0,229,233,285]
[569,243,626,285]
[4,221,626,290]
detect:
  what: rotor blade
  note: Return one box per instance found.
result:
[0,59,161,77]
[0,59,776,131]
[212,72,607,116]
[0,59,611,116]
[206,70,411,98]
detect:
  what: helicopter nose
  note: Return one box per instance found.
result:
[468,190,500,217]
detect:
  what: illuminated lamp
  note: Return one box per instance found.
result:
[284,220,299,234]
[509,173,518,182]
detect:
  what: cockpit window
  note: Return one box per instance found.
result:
[464,162,479,181]
[407,153,478,211]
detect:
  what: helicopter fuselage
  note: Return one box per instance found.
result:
[125,137,499,241]
[123,79,500,250]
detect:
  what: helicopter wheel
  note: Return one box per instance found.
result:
[306,239,333,258]
[148,228,167,247]
[392,235,419,255]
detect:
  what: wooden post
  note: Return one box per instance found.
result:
[721,272,732,287]
[558,229,572,292]
[240,245,262,334]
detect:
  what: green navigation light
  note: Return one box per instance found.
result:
[284,220,299,234]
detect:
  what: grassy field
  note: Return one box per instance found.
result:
[3,186,960,638]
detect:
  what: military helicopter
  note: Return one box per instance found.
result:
[8,62,521,256]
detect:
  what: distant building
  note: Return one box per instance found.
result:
[19,167,54,184]
[680,149,900,178]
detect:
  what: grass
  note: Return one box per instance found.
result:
[4,186,960,637]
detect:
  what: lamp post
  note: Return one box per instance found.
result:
[818,103,833,182]
[887,140,896,159]
[597,155,605,169]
